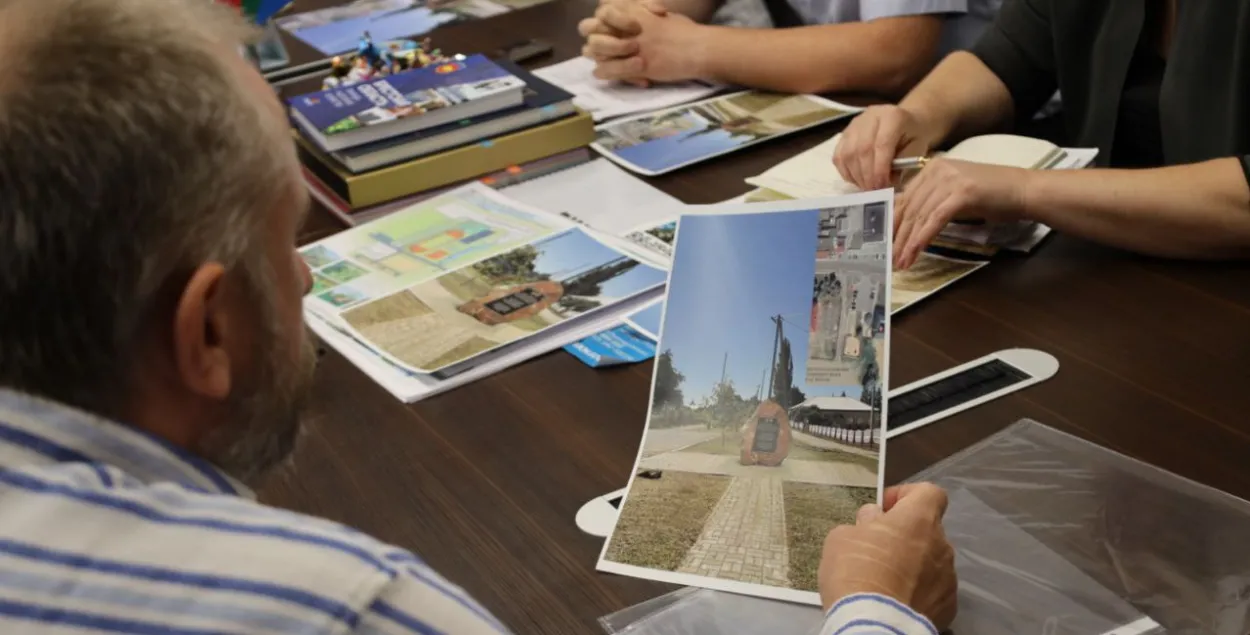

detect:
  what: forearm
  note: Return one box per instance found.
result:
[820,594,937,635]
[691,17,942,96]
[897,51,1014,148]
[1023,158,1250,259]
[659,0,719,22]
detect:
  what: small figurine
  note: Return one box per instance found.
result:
[320,34,456,89]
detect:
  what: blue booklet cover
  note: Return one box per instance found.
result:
[288,54,522,137]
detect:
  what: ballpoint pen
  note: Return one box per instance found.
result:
[891,156,929,171]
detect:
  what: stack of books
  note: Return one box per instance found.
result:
[289,53,595,224]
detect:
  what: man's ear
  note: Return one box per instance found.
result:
[172,263,234,400]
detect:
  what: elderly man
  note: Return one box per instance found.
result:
[0,0,955,632]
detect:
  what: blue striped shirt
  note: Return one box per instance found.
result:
[0,389,508,634]
[0,388,936,634]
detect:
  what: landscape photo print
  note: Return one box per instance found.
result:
[598,191,893,605]
[591,91,860,176]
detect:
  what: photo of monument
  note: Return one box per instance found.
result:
[599,201,889,605]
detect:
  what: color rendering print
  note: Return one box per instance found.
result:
[592,92,858,175]
[623,219,677,259]
[341,227,666,373]
[599,193,891,605]
[806,201,889,386]
[299,184,567,315]
[276,0,548,55]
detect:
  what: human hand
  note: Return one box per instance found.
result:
[833,105,944,191]
[893,158,1031,269]
[578,0,706,84]
[819,483,958,631]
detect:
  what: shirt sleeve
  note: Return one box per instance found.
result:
[969,0,1060,122]
[354,557,512,635]
[818,593,938,635]
[860,0,968,22]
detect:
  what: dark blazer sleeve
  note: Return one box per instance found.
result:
[1242,156,1250,191]
[970,0,1060,122]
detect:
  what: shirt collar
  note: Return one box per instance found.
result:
[0,389,253,498]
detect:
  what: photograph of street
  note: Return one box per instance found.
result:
[806,201,889,386]
[341,228,665,373]
[593,92,857,175]
[600,202,888,604]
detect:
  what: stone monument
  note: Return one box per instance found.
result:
[740,400,792,467]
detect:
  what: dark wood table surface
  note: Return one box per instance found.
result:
[265,1,1250,632]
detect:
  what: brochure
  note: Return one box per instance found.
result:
[301,183,665,393]
[598,190,892,605]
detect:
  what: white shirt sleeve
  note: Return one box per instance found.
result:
[818,593,938,635]
[859,0,968,22]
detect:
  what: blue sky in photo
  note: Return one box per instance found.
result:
[611,126,755,174]
[658,211,862,405]
[283,7,457,55]
[626,301,664,338]
[529,229,666,299]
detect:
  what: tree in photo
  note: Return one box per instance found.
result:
[654,349,685,409]
[857,338,881,445]
[771,337,795,408]
[473,245,542,284]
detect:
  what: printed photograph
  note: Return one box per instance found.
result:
[304,185,567,316]
[342,228,666,373]
[310,273,338,295]
[624,219,677,258]
[320,260,372,284]
[318,286,368,308]
[891,252,988,313]
[276,0,530,55]
[594,93,855,175]
[624,301,663,340]
[300,244,342,269]
[601,208,886,602]
[806,201,889,386]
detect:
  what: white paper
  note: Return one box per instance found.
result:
[500,159,684,235]
[747,137,1098,253]
[532,56,723,122]
[309,287,662,402]
[598,190,893,605]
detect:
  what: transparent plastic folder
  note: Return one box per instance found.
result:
[600,417,1250,634]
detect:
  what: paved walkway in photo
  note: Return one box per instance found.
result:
[638,452,877,487]
[790,429,879,459]
[677,475,790,587]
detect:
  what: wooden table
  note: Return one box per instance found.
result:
[268,1,1250,631]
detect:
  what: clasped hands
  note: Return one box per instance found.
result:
[834,105,1035,269]
[577,0,706,85]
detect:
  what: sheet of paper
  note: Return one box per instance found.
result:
[333,226,667,374]
[500,159,684,236]
[308,285,661,401]
[299,183,572,319]
[744,134,857,199]
[891,252,988,314]
[532,56,723,122]
[592,92,861,176]
[598,190,892,606]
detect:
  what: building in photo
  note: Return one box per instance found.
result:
[789,396,879,446]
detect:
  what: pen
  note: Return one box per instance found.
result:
[891,156,929,171]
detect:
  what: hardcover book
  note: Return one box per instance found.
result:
[289,54,525,152]
[331,59,576,173]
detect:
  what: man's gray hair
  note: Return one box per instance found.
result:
[0,0,291,414]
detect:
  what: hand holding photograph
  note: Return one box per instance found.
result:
[598,190,893,605]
